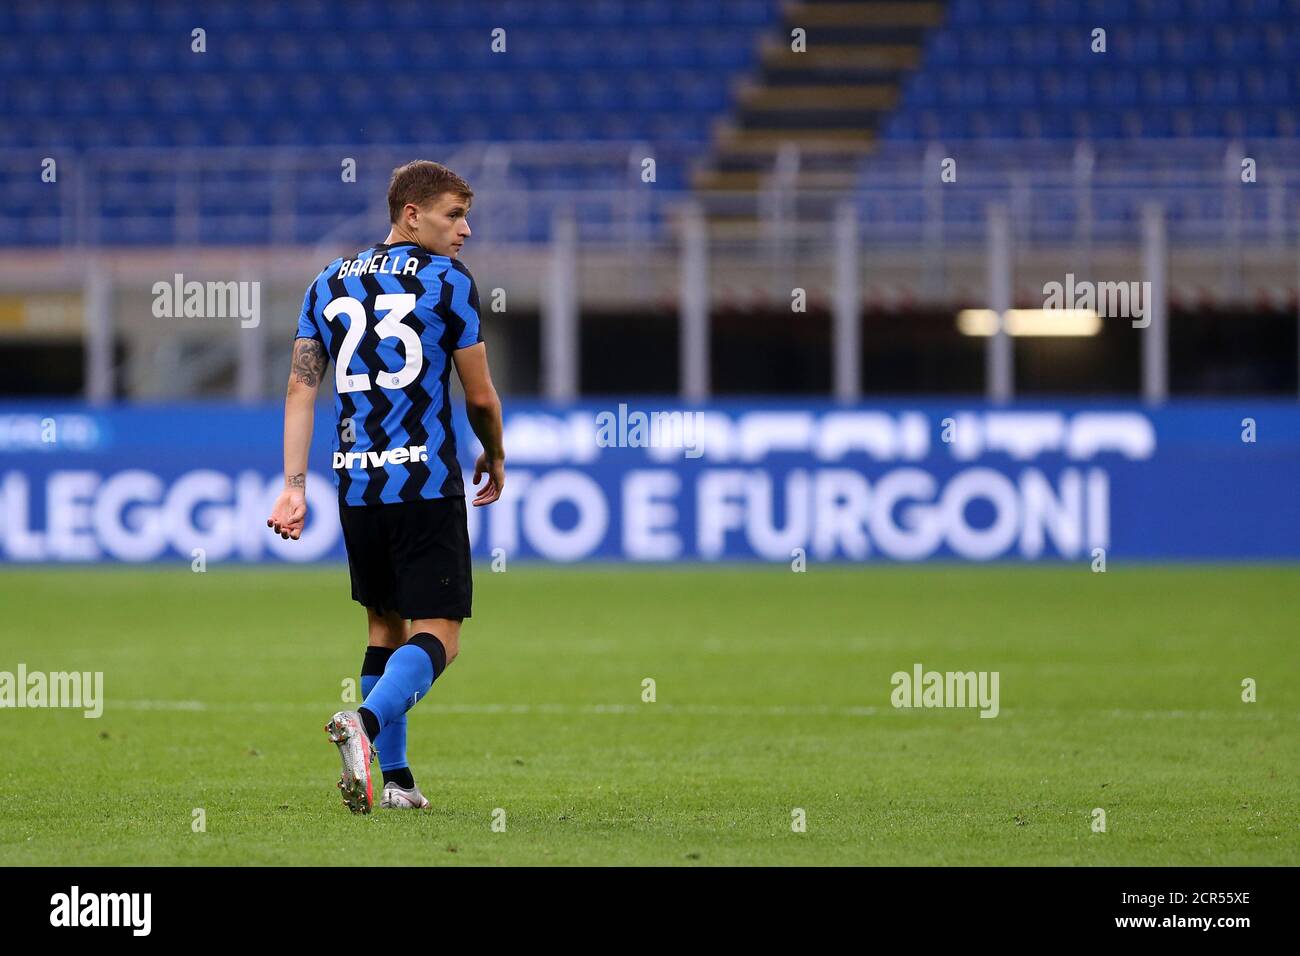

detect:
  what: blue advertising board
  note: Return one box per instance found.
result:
[0,400,1295,563]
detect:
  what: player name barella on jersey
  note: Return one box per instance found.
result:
[334,253,422,279]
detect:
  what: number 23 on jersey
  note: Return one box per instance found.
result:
[325,293,423,394]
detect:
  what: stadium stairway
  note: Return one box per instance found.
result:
[693,0,943,225]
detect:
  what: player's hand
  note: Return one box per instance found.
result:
[472,453,505,507]
[267,487,308,540]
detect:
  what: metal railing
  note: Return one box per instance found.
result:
[3,139,1298,252]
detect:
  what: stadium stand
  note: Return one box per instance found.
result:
[1,0,1297,246]
[885,0,1299,142]
[0,0,782,244]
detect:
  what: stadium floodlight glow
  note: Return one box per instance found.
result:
[956,309,1102,337]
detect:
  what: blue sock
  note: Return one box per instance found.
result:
[360,646,407,773]
[358,633,446,738]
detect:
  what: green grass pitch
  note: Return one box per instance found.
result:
[0,564,1295,866]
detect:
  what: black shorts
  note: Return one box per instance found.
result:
[338,496,472,620]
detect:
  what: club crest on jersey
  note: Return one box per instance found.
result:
[332,445,429,470]
[337,254,421,279]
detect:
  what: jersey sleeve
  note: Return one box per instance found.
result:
[445,262,483,350]
[294,283,322,342]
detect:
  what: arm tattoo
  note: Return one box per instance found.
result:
[286,473,305,488]
[291,337,328,388]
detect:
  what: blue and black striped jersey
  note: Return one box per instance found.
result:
[295,241,482,506]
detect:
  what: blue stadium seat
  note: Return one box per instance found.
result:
[874,0,1292,153]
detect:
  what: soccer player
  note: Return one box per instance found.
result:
[266,160,505,814]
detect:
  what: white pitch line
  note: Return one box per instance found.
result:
[110,699,882,718]
[108,700,1292,720]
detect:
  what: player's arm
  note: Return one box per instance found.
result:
[453,342,505,506]
[267,336,327,539]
